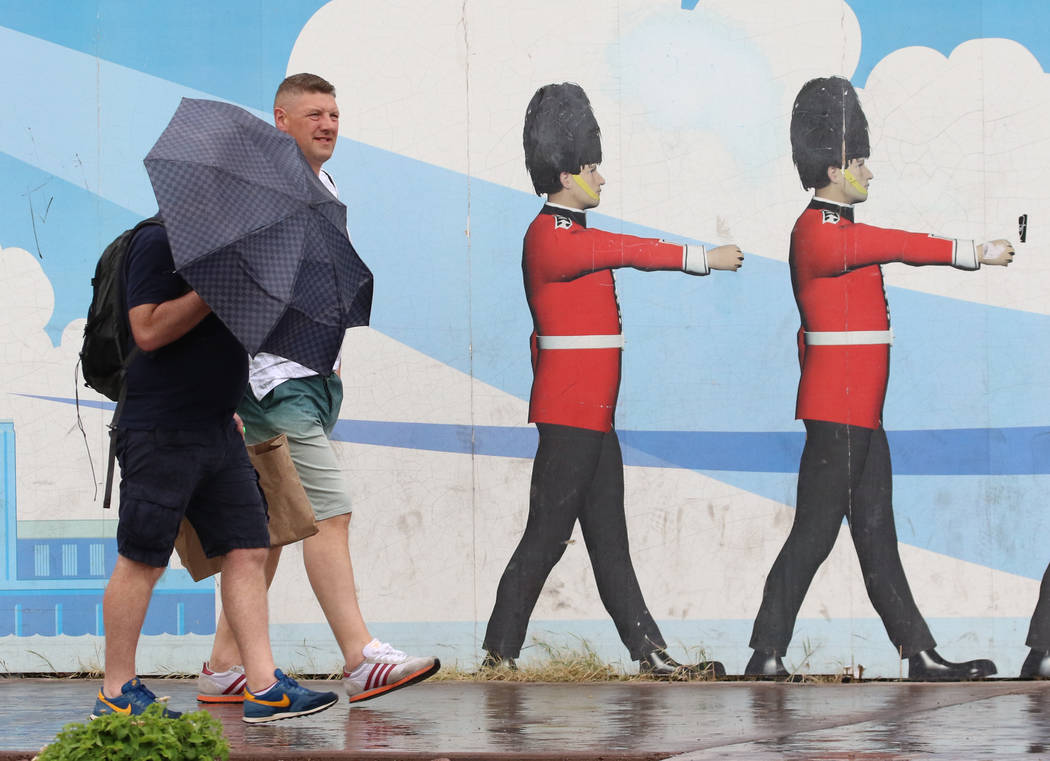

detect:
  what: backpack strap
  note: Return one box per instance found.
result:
[100,217,160,508]
[101,378,133,510]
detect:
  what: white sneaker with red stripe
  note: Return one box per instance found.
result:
[197,662,247,703]
[342,639,440,703]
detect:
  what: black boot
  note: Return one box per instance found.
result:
[907,649,996,681]
[744,649,789,678]
[639,649,725,679]
[1020,648,1050,678]
[478,650,517,673]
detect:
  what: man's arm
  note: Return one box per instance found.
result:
[128,291,211,352]
[802,221,1013,276]
[528,222,742,282]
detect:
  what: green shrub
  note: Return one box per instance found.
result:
[36,704,229,761]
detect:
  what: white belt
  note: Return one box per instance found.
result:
[804,329,894,346]
[536,334,625,350]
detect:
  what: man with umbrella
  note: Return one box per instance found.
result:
[190,74,440,705]
[92,207,338,723]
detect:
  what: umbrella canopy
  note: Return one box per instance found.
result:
[144,97,373,374]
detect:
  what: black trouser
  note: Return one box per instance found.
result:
[749,420,936,657]
[1027,564,1050,651]
[483,423,665,660]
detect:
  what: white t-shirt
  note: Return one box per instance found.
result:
[248,169,344,400]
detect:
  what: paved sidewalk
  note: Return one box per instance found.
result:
[2,678,1049,760]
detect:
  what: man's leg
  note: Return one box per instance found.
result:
[249,376,438,701]
[1027,563,1050,652]
[301,513,372,669]
[102,556,165,697]
[195,422,338,722]
[483,424,602,659]
[208,546,282,672]
[848,426,936,656]
[218,547,277,691]
[749,421,867,656]
[851,428,994,679]
[97,427,198,717]
[1022,562,1050,676]
[577,430,665,661]
[224,545,340,722]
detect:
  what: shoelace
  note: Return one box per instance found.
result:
[370,641,407,661]
[130,682,171,704]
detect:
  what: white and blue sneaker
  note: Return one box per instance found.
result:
[242,669,338,724]
[91,678,181,719]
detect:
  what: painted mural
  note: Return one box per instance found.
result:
[2,0,1050,679]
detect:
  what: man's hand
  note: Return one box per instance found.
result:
[977,239,1015,267]
[233,412,245,438]
[707,244,744,271]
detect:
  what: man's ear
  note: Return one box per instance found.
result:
[826,165,842,185]
[558,171,575,191]
[273,106,288,133]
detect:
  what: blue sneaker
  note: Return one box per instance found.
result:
[242,669,338,723]
[91,678,182,719]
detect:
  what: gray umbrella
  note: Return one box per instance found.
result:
[143,97,373,375]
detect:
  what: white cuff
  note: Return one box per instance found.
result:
[683,244,709,275]
[952,239,979,270]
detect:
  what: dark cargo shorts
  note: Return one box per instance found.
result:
[115,420,270,567]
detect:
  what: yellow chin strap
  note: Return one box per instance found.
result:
[571,173,600,202]
[843,168,868,197]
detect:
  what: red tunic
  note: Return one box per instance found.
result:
[524,205,687,432]
[791,200,960,429]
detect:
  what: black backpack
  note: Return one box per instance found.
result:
[77,216,163,507]
[79,217,163,400]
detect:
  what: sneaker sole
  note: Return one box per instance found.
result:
[241,695,338,724]
[90,709,180,720]
[347,658,441,704]
[197,693,245,703]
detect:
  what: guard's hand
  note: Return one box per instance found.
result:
[978,239,1015,267]
[708,244,744,271]
[233,412,245,438]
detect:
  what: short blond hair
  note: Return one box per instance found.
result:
[274,73,336,109]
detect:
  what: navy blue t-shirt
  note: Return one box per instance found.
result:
[118,225,249,430]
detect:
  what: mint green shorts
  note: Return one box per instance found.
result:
[237,373,352,521]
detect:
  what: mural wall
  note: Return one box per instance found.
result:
[2,0,1050,678]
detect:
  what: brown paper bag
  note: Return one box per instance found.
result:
[249,433,318,546]
[173,519,222,582]
[174,433,318,582]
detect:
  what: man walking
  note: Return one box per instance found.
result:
[482,82,743,677]
[199,73,438,705]
[93,222,337,723]
[746,76,1013,680]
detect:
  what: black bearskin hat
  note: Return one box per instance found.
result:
[790,76,870,190]
[523,83,602,195]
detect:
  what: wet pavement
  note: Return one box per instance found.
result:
[1,678,1050,760]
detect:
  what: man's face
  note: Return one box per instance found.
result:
[832,157,873,204]
[274,91,339,173]
[562,163,605,210]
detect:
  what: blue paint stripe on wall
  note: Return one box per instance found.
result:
[23,395,1050,476]
[25,393,1050,577]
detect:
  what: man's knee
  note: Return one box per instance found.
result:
[113,554,167,583]
[221,546,269,572]
[309,512,350,540]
